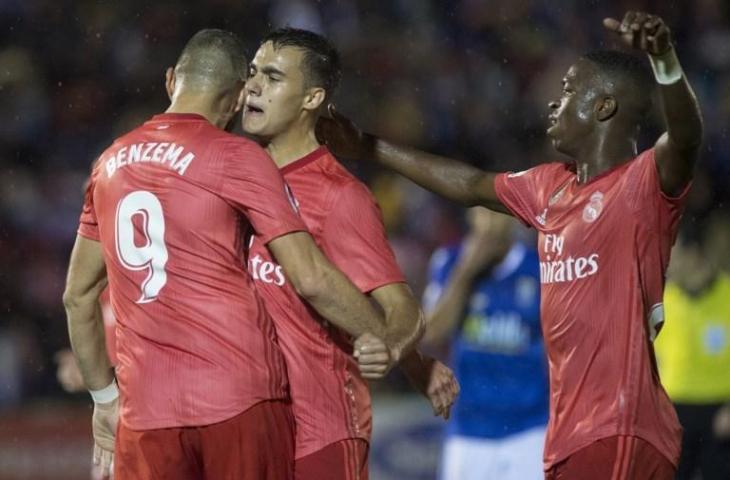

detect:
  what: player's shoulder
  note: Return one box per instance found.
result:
[532,161,573,178]
[327,164,379,210]
[206,132,273,172]
[208,130,266,154]
[626,147,657,173]
[504,161,573,185]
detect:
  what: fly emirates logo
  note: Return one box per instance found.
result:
[248,254,286,287]
[540,234,599,284]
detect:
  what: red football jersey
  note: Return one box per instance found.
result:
[248,146,406,458]
[494,148,686,469]
[77,113,305,430]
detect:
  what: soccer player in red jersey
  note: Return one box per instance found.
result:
[63,29,398,480]
[242,28,459,479]
[318,12,703,480]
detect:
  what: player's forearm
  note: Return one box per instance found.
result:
[424,269,475,345]
[272,232,389,339]
[296,263,388,340]
[64,297,113,390]
[370,136,496,208]
[382,298,425,362]
[656,50,703,151]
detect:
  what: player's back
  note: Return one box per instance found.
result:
[80,113,294,430]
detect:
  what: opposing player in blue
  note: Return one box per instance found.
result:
[422,208,548,480]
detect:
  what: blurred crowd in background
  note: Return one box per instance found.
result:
[0,0,728,411]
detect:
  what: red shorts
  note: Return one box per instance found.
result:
[545,435,675,480]
[115,400,294,480]
[295,439,369,480]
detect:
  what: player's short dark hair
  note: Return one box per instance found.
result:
[582,50,654,119]
[175,29,247,91]
[261,27,341,97]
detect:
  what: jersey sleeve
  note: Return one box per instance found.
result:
[625,147,691,226]
[421,246,459,314]
[320,180,406,293]
[220,140,306,244]
[77,166,101,241]
[494,164,559,229]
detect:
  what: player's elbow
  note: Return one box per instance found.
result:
[62,283,86,312]
[62,280,99,315]
[465,171,499,209]
[669,116,704,153]
[287,264,329,302]
[62,288,79,312]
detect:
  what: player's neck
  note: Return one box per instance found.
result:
[165,100,228,129]
[264,126,321,169]
[574,134,637,184]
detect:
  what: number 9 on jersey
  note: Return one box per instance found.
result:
[115,191,169,303]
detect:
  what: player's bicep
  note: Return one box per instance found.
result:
[654,132,698,197]
[267,231,330,299]
[64,235,107,305]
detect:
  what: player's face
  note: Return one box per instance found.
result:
[243,42,310,140]
[547,60,601,157]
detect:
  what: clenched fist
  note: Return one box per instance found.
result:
[604,12,672,56]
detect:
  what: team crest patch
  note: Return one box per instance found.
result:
[582,191,604,223]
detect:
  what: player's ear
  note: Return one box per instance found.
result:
[165,67,176,101]
[233,84,246,113]
[596,95,618,122]
[302,87,326,112]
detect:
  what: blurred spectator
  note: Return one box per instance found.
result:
[421,209,547,480]
[655,226,730,480]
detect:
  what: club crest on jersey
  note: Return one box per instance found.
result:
[582,191,604,223]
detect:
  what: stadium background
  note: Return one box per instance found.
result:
[0,0,728,478]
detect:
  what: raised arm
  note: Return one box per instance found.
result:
[317,106,508,213]
[604,12,703,196]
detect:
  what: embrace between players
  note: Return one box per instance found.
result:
[64,10,703,480]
